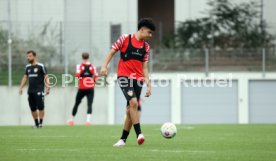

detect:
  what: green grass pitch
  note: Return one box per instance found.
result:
[0,124,276,161]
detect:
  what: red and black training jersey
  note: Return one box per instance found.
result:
[76,62,99,89]
[112,34,150,81]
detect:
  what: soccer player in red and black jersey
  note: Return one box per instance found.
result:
[68,52,99,126]
[101,18,155,147]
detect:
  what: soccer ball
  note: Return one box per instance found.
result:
[160,122,177,139]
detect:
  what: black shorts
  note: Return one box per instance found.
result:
[28,91,45,112]
[117,76,143,111]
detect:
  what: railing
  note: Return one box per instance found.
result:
[150,48,276,75]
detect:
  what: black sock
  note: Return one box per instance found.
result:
[120,130,130,142]
[34,119,39,126]
[133,123,142,138]
[39,119,43,125]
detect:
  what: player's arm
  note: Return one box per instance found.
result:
[143,62,151,97]
[100,48,117,76]
[101,34,126,76]
[92,66,99,82]
[41,65,50,95]
[75,64,82,78]
[44,74,50,95]
[19,75,28,95]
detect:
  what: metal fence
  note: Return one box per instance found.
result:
[1,20,276,86]
[151,48,276,74]
[0,20,121,86]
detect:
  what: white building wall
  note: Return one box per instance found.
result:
[0,86,108,125]
[1,72,276,125]
[0,0,138,67]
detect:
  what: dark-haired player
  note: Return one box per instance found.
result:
[19,50,50,128]
[101,18,155,147]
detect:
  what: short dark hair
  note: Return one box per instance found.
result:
[26,50,36,56]
[138,18,155,31]
[82,52,89,59]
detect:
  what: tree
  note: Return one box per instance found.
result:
[173,0,275,49]
[0,21,60,69]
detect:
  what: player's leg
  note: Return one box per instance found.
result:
[133,79,144,144]
[37,92,45,128]
[72,89,86,116]
[128,97,140,132]
[118,77,139,126]
[85,88,94,126]
[113,106,132,147]
[38,110,44,127]
[137,98,142,123]
[31,111,39,128]
[28,93,39,128]
[129,97,145,144]
[122,106,132,141]
[137,103,142,134]
[114,77,134,147]
[69,89,85,125]
[137,104,142,120]
[134,79,143,111]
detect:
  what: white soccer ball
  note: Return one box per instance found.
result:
[160,122,177,139]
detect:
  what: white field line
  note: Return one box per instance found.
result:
[148,149,215,153]
[2,135,78,138]
[154,126,194,131]
[16,148,81,152]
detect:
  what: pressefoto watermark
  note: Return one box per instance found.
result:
[45,73,233,88]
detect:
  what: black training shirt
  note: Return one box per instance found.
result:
[24,63,47,93]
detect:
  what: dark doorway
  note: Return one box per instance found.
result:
[138,0,175,48]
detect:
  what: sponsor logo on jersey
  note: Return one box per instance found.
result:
[29,74,38,77]
[131,49,143,56]
[34,68,38,73]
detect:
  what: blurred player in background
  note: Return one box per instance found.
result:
[101,18,155,147]
[19,50,50,128]
[68,52,99,126]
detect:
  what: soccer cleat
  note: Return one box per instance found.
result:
[39,124,43,128]
[113,139,126,147]
[68,120,74,126]
[32,125,39,129]
[137,134,145,145]
[85,121,91,126]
